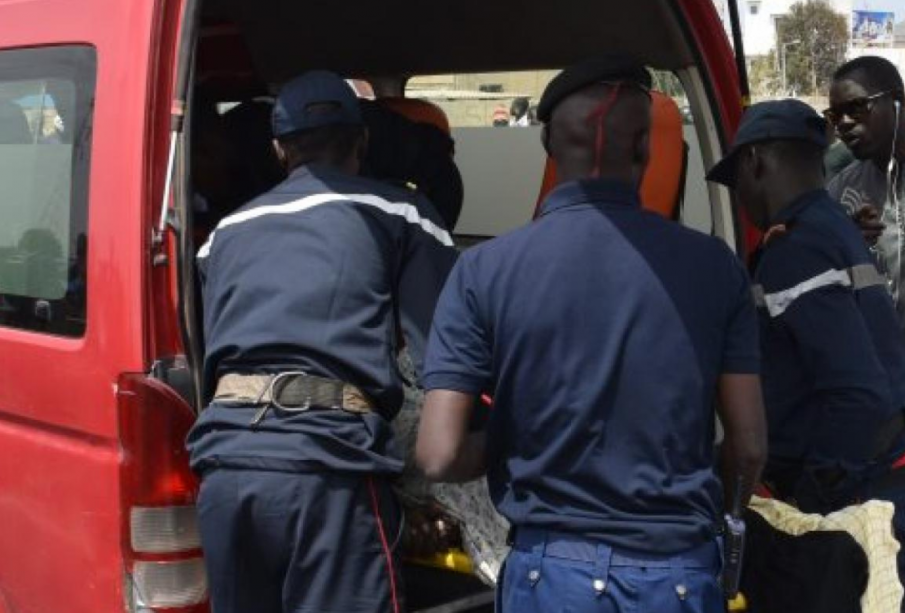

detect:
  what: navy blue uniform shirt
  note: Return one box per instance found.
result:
[187,165,457,475]
[753,189,905,492]
[423,179,760,554]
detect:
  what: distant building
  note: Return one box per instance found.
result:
[713,0,902,56]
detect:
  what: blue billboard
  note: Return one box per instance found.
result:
[852,10,896,45]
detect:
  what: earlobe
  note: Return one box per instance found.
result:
[748,147,764,179]
[636,132,651,166]
[631,132,651,189]
[359,129,370,163]
[273,140,287,167]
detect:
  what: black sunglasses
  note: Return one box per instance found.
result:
[823,90,897,126]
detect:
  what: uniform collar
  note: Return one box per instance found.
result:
[539,179,641,216]
[288,163,345,181]
[770,188,827,226]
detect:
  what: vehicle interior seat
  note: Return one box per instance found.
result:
[534,90,688,220]
[0,100,32,144]
[221,99,285,199]
[362,97,463,230]
[190,94,284,247]
[376,97,451,135]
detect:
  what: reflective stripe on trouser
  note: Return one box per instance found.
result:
[498,528,725,613]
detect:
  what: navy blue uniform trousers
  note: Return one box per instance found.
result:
[197,468,403,613]
[500,529,725,613]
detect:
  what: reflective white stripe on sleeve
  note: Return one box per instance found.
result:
[196,192,454,260]
[752,264,887,318]
[849,263,887,289]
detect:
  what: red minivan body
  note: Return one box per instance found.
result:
[0,1,744,611]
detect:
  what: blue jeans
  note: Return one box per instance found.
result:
[499,529,725,613]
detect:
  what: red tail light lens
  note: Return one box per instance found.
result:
[118,374,198,507]
[118,373,208,612]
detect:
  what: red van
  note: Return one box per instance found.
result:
[0,0,745,611]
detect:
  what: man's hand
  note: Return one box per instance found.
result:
[853,205,885,246]
[401,503,463,558]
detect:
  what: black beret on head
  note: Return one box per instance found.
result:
[538,56,652,123]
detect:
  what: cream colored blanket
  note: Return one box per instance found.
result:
[750,496,902,613]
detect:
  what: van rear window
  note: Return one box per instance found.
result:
[406,69,712,242]
[0,46,95,337]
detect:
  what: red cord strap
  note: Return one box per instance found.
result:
[368,476,401,613]
[587,82,623,179]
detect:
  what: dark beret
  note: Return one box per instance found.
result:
[538,56,652,123]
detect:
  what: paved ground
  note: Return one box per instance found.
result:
[404,564,494,612]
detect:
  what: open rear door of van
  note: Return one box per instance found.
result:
[0,0,209,611]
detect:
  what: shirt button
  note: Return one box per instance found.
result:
[675,584,688,600]
[593,578,606,593]
[528,569,540,584]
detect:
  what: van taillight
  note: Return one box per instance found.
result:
[131,506,201,552]
[118,373,208,612]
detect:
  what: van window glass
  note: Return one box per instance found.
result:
[406,69,712,243]
[0,46,95,337]
[407,70,554,241]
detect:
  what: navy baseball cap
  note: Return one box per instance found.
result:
[272,70,363,138]
[707,99,828,186]
[538,56,652,123]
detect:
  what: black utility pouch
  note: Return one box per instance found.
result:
[721,513,746,598]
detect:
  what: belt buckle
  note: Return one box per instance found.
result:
[268,371,311,412]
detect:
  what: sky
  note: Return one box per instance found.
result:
[714,1,904,26]
[852,0,902,18]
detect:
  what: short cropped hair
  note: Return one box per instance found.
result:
[833,56,904,94]
[758,139,826,168]
[276,123,364,167]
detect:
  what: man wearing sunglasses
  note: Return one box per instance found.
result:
[826,56,905,327]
